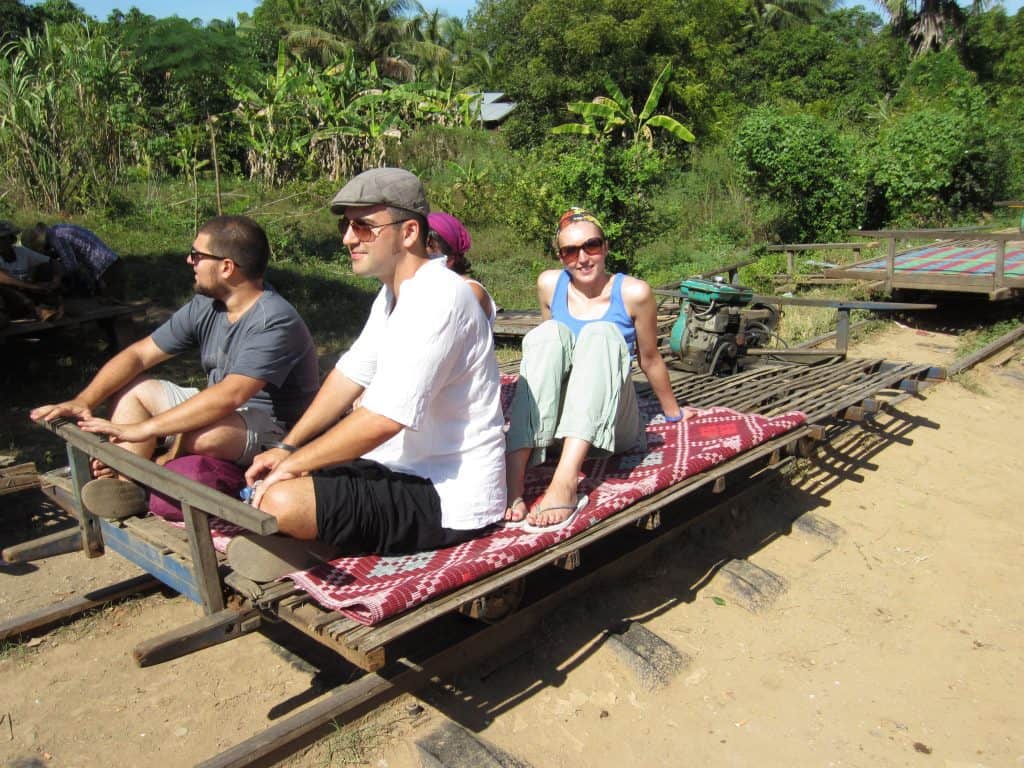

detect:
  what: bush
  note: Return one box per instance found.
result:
[731,105,861,242]
[499,137,669,272]
[867,102,1006,225]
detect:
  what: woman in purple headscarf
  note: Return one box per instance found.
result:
[426,212,496,324]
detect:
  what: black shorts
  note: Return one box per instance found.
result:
[313,459,491,555]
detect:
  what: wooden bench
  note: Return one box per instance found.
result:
[0,299,150,350]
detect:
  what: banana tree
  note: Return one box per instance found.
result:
[551,63,695,148]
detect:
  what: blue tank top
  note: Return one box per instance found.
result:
[551,270,636,354]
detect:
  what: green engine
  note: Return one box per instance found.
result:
[669,278,779,375]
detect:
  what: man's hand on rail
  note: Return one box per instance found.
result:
[30,399,93,423]
[77,416,153,444]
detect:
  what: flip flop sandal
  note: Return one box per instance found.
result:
[522,494,589,534]
[80,477,148,520]
[501,496,531,529]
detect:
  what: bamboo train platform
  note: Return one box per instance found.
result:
[825,230,1024,300]
[0,347,947,765]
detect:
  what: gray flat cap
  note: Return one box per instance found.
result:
[329,168,429,216]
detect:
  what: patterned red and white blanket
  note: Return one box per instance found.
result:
[188,376,805,625]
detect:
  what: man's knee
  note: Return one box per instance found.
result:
[112,377,162,411]
[260,479,318,539]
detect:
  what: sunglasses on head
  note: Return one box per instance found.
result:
[558,236,605,263]
[338,217,410,242]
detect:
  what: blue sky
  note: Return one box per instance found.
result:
[65,0,479,23]
[61,0,1024,26]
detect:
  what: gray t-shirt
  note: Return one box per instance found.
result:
[152,290,319,426]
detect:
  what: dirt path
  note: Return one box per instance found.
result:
[2,325,1022,767]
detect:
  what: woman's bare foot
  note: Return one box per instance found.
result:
[526,480,579,528]
[504,496,528,523]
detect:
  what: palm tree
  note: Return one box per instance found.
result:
[746,0,834,30]
[284,0,418,79]
[551,63,695,147]
[874,0,989,56]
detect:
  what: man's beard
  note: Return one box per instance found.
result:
[193,280,215,298]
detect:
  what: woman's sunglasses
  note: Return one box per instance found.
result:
[558,236,604,264]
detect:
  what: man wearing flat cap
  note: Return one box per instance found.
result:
[236,168,505,576]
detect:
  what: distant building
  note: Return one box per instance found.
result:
[471,92,517,126]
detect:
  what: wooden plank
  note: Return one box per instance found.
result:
[948,323,1024,376]
[2,527,82,563]
[766,242,877,252]
[182,502,226,614]
[67,443,104,558]
[794,321,871,350]
[0,301,149,343]
[0,473,40,496]
[0,462,37,476]
[273,600,386,671]
[995,238,1006,291]
[0,574,160,640]
[850,227,991,239]
[39,419,278,535]
[122,515,191,555]
[133,607,261,667]
[99,519,204,604]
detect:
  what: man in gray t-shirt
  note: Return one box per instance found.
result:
[32,216,319,516]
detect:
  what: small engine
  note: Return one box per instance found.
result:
[668,278,779,375]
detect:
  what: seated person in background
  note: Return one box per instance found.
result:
[31,215,320,518]
[234,169,505,579]
[22,222,125,298]
[0,219,62,323]
[504,208,685,530]
[426,211,496,323]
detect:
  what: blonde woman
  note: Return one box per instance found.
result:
[504,209,683,530]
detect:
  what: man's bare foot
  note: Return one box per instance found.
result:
[504,496,528,523]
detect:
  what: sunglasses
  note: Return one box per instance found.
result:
[558,236,605,264]
[187,247,227,264]
[338,217,411,243]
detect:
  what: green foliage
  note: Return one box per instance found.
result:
[551,63,695,148]
[954,319,1022,360]
[894,47,976,106]
[866,100,1006,225]
[110,13,252,127]
[0,0,40,44]
[471,0,748,148]
[0,22,145,211]
[727,9,909,124]
[501,138,669,271]
[732,105,861,241]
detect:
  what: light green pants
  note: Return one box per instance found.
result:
[505,320,645,466]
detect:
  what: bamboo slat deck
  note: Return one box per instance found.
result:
[825,232,1024,299]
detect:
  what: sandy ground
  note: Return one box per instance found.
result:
[1,324,1022,768]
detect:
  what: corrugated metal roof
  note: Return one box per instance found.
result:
[468,92,517,124]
